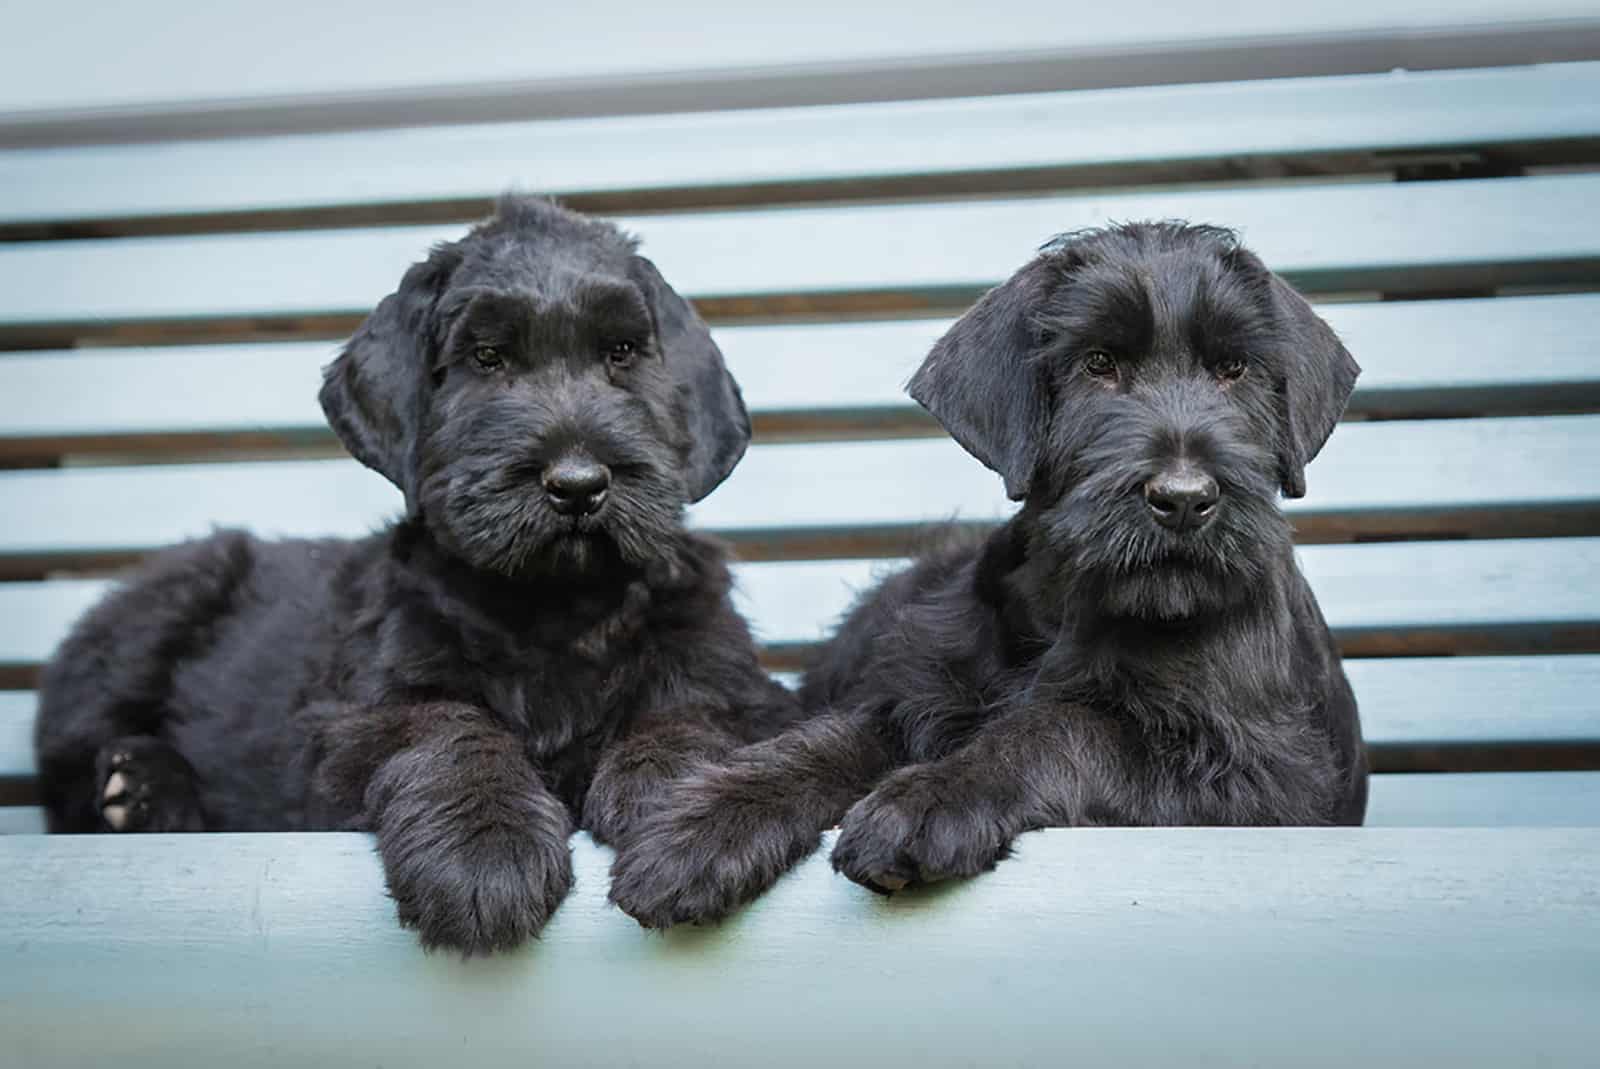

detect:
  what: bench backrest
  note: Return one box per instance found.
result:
[3,40,1600,834]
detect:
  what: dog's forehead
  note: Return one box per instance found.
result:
[1051,245,1268,346]
[448,236,645,317]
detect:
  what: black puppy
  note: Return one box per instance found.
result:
[34,197,800,953]
[609,221,1366,926]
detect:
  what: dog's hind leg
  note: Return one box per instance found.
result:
[94,736,205,832]
[607,711,897,928]
[33,533,254,832]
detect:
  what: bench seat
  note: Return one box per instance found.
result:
[1,829,1596,1066]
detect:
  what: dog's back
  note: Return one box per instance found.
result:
[34,529,359,832]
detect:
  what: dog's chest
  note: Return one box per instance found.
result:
[1095,681,1339,823]
[482,654,623,747]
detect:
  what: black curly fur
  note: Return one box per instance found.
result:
[609,222,1368,927]
[34,197,800,955]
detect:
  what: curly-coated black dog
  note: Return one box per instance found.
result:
[609,222,1367,927]
[34,196,800,953]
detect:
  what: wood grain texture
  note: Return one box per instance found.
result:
[3,174,1600,329]
[0,828,1597,1066]
[2,62,1597,225]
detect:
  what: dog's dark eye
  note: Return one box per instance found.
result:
[1216,355,1248,381]
[602,339,639,368]
[1083,350,1118,379]
[472,345,505,372]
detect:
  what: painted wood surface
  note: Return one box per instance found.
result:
[1,828,1597,1066]
[4,174,1600,329]
[0,415,1593,559]
[2,538,1596,664]
[4,63,1597,225]
[5,655,1598,779]
[3,294,1596,450]
[0,691,30,779]
[4,2,1598,145]
[2,772,1597,833]
[1367,771,1600,826]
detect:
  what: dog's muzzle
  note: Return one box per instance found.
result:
[543,457,611,517]
[1143,465,1220,534]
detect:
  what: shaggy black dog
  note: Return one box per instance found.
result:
[609,222,1367,927]
[34,197,800,953]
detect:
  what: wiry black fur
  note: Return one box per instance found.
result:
[34,197,800,954]
[609,222,1367,927]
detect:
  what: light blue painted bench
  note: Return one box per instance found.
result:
[1,20,1599,1064]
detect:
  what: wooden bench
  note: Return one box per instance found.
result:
[2,13,1599,1064]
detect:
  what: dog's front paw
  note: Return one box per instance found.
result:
[377,802,574,956]
[830,769,1014,893]
[607,783,819,929]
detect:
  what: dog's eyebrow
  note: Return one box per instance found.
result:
[575,282,652,331]
[1187,270,1279,358]
[1043,267,1154,355]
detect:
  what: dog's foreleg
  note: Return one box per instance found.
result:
[830,701,1102,893]
[360,702,574,955]
[581,718,739,845]
[607,711,896,928]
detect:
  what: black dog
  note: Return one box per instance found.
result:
[34,197,800,953]
[609,221,1367,926]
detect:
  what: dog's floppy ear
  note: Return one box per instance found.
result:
[319,248,459,511]
[1256,266,1361,499]
[630,256,751,502]
[908,255,1057,500]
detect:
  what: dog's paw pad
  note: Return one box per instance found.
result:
[94,737,204,833]
[100,771,135,829]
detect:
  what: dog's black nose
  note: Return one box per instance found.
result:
[1145,469,1220,532]
[543,459,611,516]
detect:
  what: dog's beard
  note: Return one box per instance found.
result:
[421,462,687,581]
[1042,460,1291,622]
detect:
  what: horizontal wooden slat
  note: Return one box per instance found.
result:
[6,656,1595,782]
[4,63,1599,228]
[1367,771,1600,826]
[3,538,1597,667]
[4,174,1600,334]
[1351,656,1600,750]
[0,692,31,779]
[7,2,1600,147]
[2,776,1598,830]
[0,415,1594,561]
[0,807,40,832]
[1,828,1598,1066]
[728,537,1600,651]
[3,294,1597,457]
